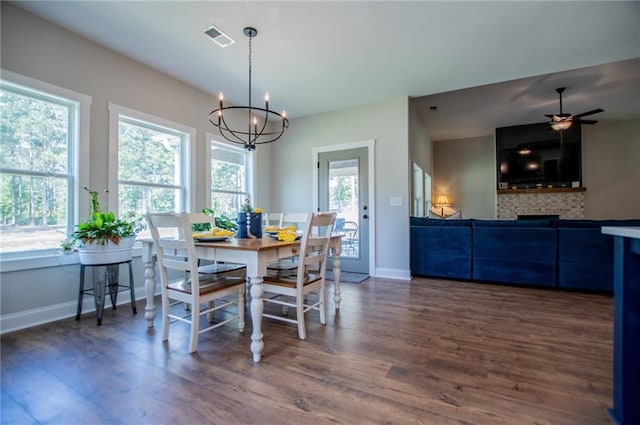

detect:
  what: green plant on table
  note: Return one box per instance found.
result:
[194,208,238,232]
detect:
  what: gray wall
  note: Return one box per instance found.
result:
[272,99,411,279]
[582,119,640,219]
[433,135,496,219]
[432,121,640,219]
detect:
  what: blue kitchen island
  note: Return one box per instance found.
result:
[601,226,640,425]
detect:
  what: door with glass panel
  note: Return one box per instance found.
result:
[318,148,369,274]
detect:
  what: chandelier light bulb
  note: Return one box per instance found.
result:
[265,92,270,102]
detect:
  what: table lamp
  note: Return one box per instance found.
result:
[434,194,450,217]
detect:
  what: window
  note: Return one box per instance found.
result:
[108,104,193,238]
[0,71,90,258]
[207,136,253,217]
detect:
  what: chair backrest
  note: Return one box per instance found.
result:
[188,212,216,226]
[295,212,337,284]
[282,213,310,230]
[147,212,200,292]
[263,212,284,228]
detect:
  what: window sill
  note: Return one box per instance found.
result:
[1,246,143,272]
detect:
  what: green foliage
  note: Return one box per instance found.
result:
[241,198,253,213]
[191,208,238,233]
[117,122,179,216]
[70,187,142,246]
[214,212,238,232]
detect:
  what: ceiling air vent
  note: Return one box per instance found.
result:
[204,25,235,48]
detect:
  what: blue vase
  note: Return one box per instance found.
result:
[250,213,262,238]
[237,212,248,238]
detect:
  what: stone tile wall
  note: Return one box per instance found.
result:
[497,192,585,219]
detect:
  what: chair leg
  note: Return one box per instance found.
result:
[296,294,306,340]
[319,286,326,325]
[207,300,215,323]
[238,287,245,332]
[161,292,170,342]
[188,302,199,353]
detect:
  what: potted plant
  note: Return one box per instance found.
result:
[69,187,143,265]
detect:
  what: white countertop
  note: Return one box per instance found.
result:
[602,226,640,239]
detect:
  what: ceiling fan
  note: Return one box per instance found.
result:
[545,87,604,131]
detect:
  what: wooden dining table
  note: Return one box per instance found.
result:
[140,235,343,362]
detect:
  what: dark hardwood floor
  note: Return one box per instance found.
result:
[1,277,613,424]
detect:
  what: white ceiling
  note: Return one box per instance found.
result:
[12,1,640,141]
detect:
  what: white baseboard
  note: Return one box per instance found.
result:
[0,285,152,334]
[374,267,411,280]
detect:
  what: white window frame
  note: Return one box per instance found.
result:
[107,103,195,217]
[0,70,91,272]
[205,133,255,214]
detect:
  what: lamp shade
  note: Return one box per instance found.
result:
[434,194,450,207]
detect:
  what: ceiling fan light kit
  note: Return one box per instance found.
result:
[545,87,604,131]
[208,27,289,151]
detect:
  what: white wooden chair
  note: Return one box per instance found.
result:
[147,212,246,353]
[281,212,309,229]
[266,212,309,275]
[263,212,283,228]
[262,212,336,339]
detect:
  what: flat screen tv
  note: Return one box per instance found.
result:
[496,122,582,190]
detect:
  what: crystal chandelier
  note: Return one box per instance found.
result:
[209,27,289,151]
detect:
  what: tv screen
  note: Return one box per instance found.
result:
[496,122,581,190]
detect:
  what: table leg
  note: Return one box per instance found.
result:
[144,258,157,327]
[331,245,342,310]
[249,275,264,362]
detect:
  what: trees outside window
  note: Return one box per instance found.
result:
[209,141,252,217]
[0,76,87,255]
[110,104,192,240]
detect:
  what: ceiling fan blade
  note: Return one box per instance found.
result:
[575,119,598,125]
[573,108,604,119]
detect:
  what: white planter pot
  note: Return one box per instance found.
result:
[77,237,135,265]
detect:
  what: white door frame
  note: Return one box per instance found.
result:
[312,140,375,276]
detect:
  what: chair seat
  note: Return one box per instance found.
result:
[263,272,322,288]
[168,275,246,295]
